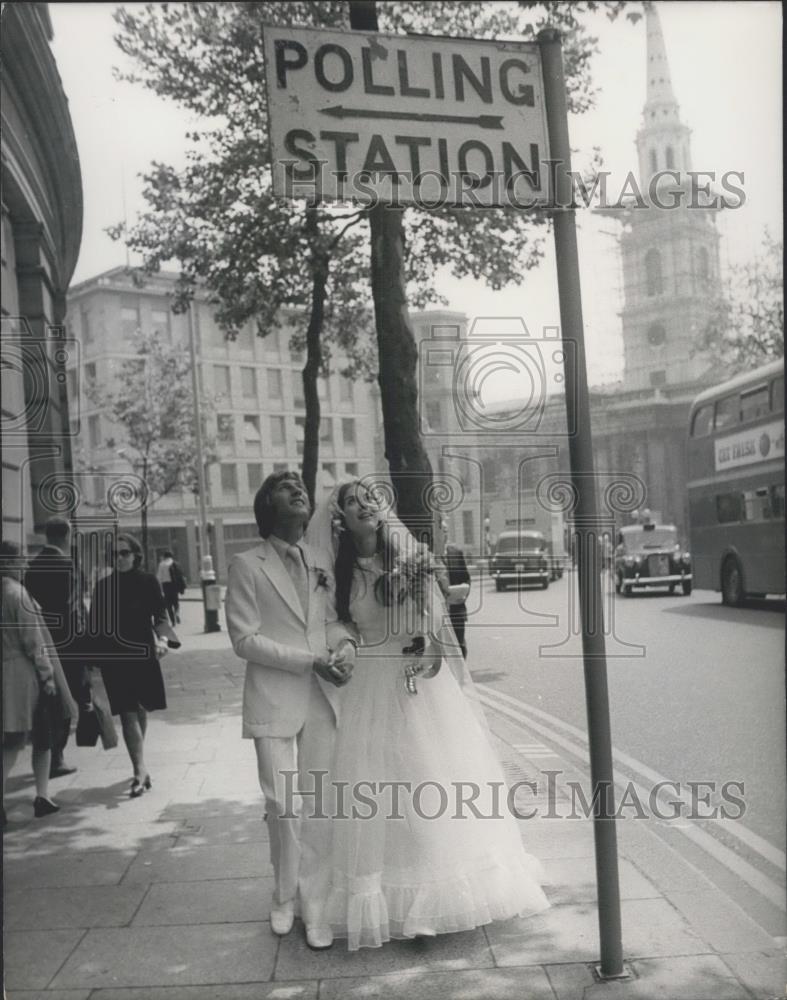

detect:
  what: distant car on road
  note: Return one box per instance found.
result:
[615,523,692,597]
[490,530,550,592]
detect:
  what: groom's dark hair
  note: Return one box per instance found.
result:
[254,470,307,538]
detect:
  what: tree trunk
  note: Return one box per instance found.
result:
[368,207,434,545]
[349,1,434,545]
[301,208,327,507]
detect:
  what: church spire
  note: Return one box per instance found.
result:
[636,4,692,186]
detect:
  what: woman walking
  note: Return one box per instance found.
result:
[1,541,77,820]
[89,534,168,797]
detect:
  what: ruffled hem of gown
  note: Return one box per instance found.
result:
[322,851,550,951]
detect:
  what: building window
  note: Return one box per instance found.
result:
[88,415,101,449]
[247,462,263,493]
[240,367,257,399]
[649,370,666,388]
[339,377,354,404]
[462,510,475,546]
[220,463,238,494]
[151,308,171,339]
[322,462,337,489]
[273,462,288,473]
[647,323,666,347]
[243,414,261,445]
[697,246,710,282]
[426,400,442,430]
[649,149,657,174]
[214,365,230,397]
[81,305,93,344]
[665,145,675,169]
[341,417,357,449]
[84,362,97,384]
[716,492,743,524]
[645,249,663,296]
[120,296,141,336]
[771,483,785,519]
[294,416,305,457]
[292,370,305,408]
[236,326,253,351]
[289,340,304,364]
[270,415,286,447]
[345,462,359,477]
[217,413,234,443]
[320,418,334,449]
[264,330,280,360]
[267,369,282,400]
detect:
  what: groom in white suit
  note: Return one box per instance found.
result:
[225,471,356,950]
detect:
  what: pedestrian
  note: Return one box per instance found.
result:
[435,524,471,659]
[88,534,169,797]
[224,470,356,950]
[156,550,185,626]
[1,540,78,821]
[24,516,91,777]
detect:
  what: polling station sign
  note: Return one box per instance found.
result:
[262,25,551,208]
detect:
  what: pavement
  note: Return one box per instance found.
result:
[3,593,785,1000]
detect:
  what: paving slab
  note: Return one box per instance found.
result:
[3,884,148,930]
[720,951,787,1000]
[544,857,660,904]
[121,842,269,884]
[488,899,708,966]
[172,814,269,847]
[88,986,317,1000]
[6,991,91,1000]
[664,889,780,954]
[49,922,277,989]
[3,928,87,990]
[275,925,494,980]
[585,955,752,1000]
[318,965,555,999]
[3,850,135,890]
[132,876,274,925]
[516,817,595,859]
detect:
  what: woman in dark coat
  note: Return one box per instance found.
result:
[89,534,168,797]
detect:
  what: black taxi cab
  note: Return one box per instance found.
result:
[615,522,692,597]
[490,530,550,592]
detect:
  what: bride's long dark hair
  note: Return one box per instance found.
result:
[334,480,398,623]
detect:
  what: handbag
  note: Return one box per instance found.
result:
[76,705,100,747]
[81,669,118,750]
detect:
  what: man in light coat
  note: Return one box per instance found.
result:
[225,471,356,950]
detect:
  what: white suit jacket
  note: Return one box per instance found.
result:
[225,539,349,738]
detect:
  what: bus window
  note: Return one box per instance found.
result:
[771,483,785,519]
[691,404,714,437]
[714,394,738,431]
[716,492,743,523]
[771,375,784,413]
[740,384,769,423]
[742,487,771,522]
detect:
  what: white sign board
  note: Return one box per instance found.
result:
[263,26,551,208]
[715,420,785,472]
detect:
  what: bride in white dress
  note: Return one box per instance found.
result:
[302,479,549,950]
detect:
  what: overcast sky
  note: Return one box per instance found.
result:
[50,2,782,389]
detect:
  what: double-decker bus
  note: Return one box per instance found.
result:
[687,358,784,605]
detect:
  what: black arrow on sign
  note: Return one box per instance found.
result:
[321,106,505,129]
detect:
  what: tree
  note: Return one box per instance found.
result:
[696,231,784,375]
[112,0,639,533]
[88,327,217,567]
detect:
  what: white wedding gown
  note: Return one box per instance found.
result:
[302,556,549,950]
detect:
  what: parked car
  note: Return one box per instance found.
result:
[490,530,550,591]
[615,523,692,597]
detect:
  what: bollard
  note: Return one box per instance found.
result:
[199,555,221,633]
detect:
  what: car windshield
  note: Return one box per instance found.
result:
[623,528,678,549]
[496,534,544,553]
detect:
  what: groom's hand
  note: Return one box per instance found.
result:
[313,654,351,687]
[328,638,357,684]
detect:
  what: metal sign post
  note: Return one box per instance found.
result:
[538,28,624,978]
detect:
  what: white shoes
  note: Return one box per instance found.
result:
[305,925,334,950]
[270,900,295,936]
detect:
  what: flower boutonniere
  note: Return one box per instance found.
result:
[313,567,330,591]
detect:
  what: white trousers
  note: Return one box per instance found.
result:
[253,677,335,923]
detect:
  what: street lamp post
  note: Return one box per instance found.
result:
[186,299,220,632]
